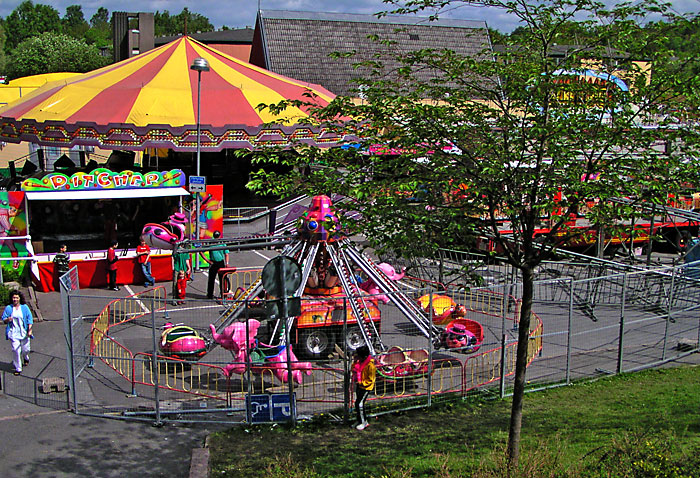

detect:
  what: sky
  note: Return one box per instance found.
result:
[1,0,699,34]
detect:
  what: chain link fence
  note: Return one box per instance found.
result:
[59,257,699,426]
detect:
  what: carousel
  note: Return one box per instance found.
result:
[0,36,346,290]
[174,194,485,381]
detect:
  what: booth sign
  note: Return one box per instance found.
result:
[21,168,186,191]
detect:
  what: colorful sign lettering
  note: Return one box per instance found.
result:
[20,168,186,191]
[0,191,29,276]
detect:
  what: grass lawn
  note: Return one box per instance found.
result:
[209,365,700,477]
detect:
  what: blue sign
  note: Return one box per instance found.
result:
[246,393,296,423]
[189,175,206,192]
[271,393,295,421]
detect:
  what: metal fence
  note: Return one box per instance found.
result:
[59,258,699,426]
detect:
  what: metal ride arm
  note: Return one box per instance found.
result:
[609,197,700,224]
[327,242,386,354]
[296,243,319,295]
[209,241,304,340]
[340,238,443,344]
[175,234,294,255]
[280,243,320,344]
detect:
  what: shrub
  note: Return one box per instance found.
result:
[0,283,18,306]
[1,265,25,284]
[585,432,696,478]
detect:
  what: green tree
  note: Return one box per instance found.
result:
[84,7,111,49]
[6,32,109,79]
[174,8,214,34]
[3,1,62,52]
[250,0,700,469]
[0,24,7,75]
[63,4,89,39]
[155,8,214,36]
[90,7,109,28]
[154,10,176,37]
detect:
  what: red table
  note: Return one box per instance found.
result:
[35,253,174,292]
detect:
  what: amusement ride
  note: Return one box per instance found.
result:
[144,194,484,383]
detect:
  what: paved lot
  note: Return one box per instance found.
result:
[0,235,281,477]
[2,212,699,477]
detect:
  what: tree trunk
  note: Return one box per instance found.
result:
[506,266,534,469]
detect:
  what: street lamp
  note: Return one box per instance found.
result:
[190,57,209,271]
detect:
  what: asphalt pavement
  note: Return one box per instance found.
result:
[3,217,698,478]
[0,273,231,478]
[0,211,290,478]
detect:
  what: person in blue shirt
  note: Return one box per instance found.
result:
[2,290,33,375]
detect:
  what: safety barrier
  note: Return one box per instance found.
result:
[92,335,135,385]
[85,278,545,421]
[90,286,167,355]
[133,353,232,404]
[89,286,168,387]
[454,287,521,323]
[222,207,269,223]
[220,268,262,302]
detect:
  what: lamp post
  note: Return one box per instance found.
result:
[190,57,209,272]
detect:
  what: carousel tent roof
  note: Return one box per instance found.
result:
[0,37,342,151]
[0,72,81,107]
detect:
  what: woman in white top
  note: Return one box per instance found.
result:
[2,290,33,375]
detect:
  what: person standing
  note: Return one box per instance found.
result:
[352,345,376,430]
[136,237,155,287]
[171,249,190,305]
[106,241,119,291]
[53,244,71,278]
[2,290,33,376]
[176,270,188,305]
[204,231,229,300]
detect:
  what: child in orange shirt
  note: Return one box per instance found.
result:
[176,270,187,305]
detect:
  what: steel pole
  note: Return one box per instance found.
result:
[194,70,202,272]
[565,278,574,384]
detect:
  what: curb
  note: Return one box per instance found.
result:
[190,435,211,478]
[189,448,210,478]
[26,284,44,322]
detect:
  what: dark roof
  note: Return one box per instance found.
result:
[252,10,493,97]
[548,44,630,59]
[492,44,632,60]
[155,28,254,47]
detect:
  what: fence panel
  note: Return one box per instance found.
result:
[60,257,700,425]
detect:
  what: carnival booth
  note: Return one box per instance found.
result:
[23,168,190,292]
[0,36,345,292]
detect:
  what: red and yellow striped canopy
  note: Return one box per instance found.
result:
[0,37,344,150]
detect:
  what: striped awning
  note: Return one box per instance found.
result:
[0,37,345,151]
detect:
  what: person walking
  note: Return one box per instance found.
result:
[2,290,33,376]
[352,345,376,430]
[53,244,71,278]
[106,241,119,291]
[136,237,155,287]
[204,231,228,300]
[171,249,190,305]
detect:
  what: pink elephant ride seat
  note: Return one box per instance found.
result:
[375,346,431,381]
[209,321,313,384]
[358,262,406,304]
